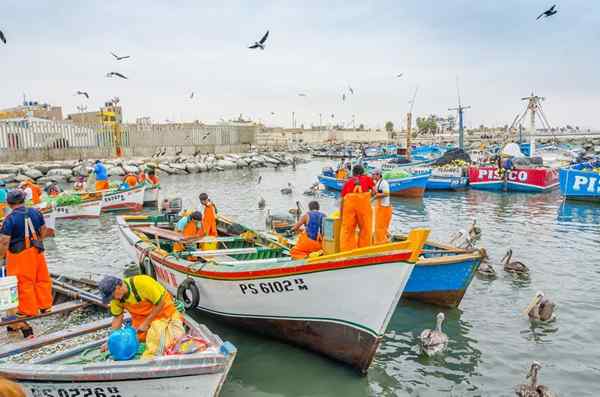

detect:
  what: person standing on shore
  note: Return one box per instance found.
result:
[339,164,374,251]
[94,160,109,191]
[372,169,392,244]
[0,190,53,338]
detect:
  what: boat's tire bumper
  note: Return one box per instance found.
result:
[177,279,200,310]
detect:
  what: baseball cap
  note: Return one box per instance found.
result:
[99,275,122,304]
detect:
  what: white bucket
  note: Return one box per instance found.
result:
[0,275,19,312]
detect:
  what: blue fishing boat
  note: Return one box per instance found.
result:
[426,175,469,191]
[392,236,482,307]
[318,170,430,198]
[559,160,600,202]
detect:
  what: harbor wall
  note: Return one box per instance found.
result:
[0,121,256,162]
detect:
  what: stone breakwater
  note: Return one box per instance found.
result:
[0,152,305,185]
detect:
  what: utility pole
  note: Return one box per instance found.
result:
[449,78,471,150]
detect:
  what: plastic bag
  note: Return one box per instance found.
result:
[108,326,140,361]
[165,336,208,355]
[142,315,185,358]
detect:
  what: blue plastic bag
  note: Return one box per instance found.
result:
[108,325,139,361]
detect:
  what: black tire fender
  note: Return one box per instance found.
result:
[177,279,200,310]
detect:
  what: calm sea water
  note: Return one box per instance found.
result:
[44,159,600,396]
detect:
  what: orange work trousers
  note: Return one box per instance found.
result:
[340,192,372,252]
[290,231,322,259]
[125,292,178,341]
[202,203,218,238]
[374,202,393,245]
[6,247,53,316]
[95,180,109,191]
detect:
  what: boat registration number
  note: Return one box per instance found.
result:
[28,386,121,397]
[104,194,126,202]
[239,278,308,295]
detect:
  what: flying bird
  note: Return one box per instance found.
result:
[342,93,346,102]
[348,86,354,95]
[106,72,128,79]
[190,92,195,99]
[270,112,275,115]
[0,29,6,44]
[111,52,131,61]
[396,73,403,78]
[249,30,269,50]
[298,93,307,97]
[536,4,557,20]
[75,91,89,99]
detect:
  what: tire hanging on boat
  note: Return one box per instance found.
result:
[177,279,200,310]
[139,251,157,279]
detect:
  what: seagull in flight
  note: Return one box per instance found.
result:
[348,86,354,95]
[537,4,557,20]
[190,92,195,99]
[111,52,131,61]
[298,93,307,97]
[342,93,346,102]
[249,30,269,50]
[396,73,404,78]
[270,112,276,115]
[0,29,6,44]
[106,72,128,79]
[75,91,89,99]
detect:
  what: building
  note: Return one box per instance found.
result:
[67,101,123,125]
[0,101,63,121]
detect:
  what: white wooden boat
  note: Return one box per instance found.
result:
[101,185,145,212]
[52,198,103,219]
[0,274,236,397]
[143,184,160,207]
[117,215,429,374]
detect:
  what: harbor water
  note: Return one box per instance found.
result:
[44,160,600,396]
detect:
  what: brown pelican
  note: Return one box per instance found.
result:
[258,197,266,209]
[468,219,482,241]
[502,249,529,274]
[280,183,293,195]
[523,291,555,322]
[419,313,448,356]
[288,201,302,220]
[515,361,556,396]
[476,248,496,278]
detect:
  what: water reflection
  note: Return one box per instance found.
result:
[557,200,600,225]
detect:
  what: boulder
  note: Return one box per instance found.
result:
[0,165,20,175]
[158,164,175,174]
[169,163,188,171]
[72,165,93,177]
[185,163,201,173]
[107,166,125,177]
[236,159,249,168]
[47,168,73,178]
[123,165,140,174]
[38,175,67,184]
[171,168,189,175]
[215,160,236,169]
[198,163,209,172]
[23,168,43,180]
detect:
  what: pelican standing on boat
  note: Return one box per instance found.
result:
[419,313,448,356]
[502,249,529,274]
[515,361,556,396]
[524,291,555,322]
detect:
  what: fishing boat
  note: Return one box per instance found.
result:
[468,165,558,192]
[559,160,600,202]
[0,274,236,397]
[143,184,160,207]
[318,169,430,198]
[100,185,145,212]
[117,215,429,373]
[38,197,103,220]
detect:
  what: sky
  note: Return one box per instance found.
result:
[1,0,599,130]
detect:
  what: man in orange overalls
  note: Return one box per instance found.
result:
[99,274,180,343]
[372,168,393,244]
[339,164,375,251]
[199,193,217,238]
[0,190,53,338]
[290,201,325,259]
[173,211,205,252]
[123,172,138,188]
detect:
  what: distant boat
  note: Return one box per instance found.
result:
[318,170,430,198]
[559,160,600,202]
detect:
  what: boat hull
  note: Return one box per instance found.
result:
[318,173,430,198]
[426,176,469,191]
[559,166,600,202]
[53,199,102,220]
[118,218,416,373]
[468,166,558,192]
[102,186,145,212]
[404,255,480,307]
[143,185,160,207]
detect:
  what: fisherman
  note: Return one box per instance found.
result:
[94,160,109,191]
[199,193,217,238]
[0,190,53,338]
[336,159,348,180]
[339,164,375,251]
[372,168,392,244]
[290,201,325,259]
[73,176,86,191]
[123,172,138,188]
[173,211,204,252]
[146,169,160,185]
[18,182,33,203]
[19,180,41,205]
[99,275,182,343]
[0,181,8,218]
[44,180,61,197]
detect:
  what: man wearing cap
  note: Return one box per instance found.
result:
[372,169,392,244]
[0,190,53,338]
[99,274,181,342]
[94,160,109,191]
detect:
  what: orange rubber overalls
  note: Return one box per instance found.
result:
[340,178,373,252]
[373,179,393,245]
[95,181,109,191]
[123,175,138,188]
[336,168,347,180]
[202,202,218,238]
[24,181,42,205]
[122,277,179,341]
[6,211,52,316]
[148,175,160,186]
[137,172,146,184]
[173,220,205,252]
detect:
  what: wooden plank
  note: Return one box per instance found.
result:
[0,301,88,327]
[187,247,259,257]
[0,317,113,359]
[133,225,185,241]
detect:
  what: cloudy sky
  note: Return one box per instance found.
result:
[1,1,599,129]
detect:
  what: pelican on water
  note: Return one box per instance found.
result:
[280,183,293,195]
[515,361,556,396]
[258,197,266,210]
[419,313,448,356]
[502,249,529,274]
[475,248,496,278]
[524,291,555,322]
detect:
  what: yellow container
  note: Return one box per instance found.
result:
[322,211,341,255]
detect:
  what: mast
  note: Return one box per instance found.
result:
[406,86,419,160]
[448,78,470,150]
[510,92,552,157]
